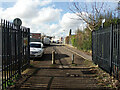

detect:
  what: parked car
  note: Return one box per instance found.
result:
[30,42,44,58]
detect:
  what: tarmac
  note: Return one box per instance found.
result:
[64,44,92,61]
[11,44,115,90]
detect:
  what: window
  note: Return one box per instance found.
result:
[30,44,41,48]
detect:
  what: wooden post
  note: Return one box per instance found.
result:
[72,54,74,64]
[52,51,55,64]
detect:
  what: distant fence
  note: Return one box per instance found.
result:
[0,19,30,90]
[92,22,120,80]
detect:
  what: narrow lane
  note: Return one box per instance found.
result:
[14,44,114,90]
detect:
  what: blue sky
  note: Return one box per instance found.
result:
[0,0,119,38]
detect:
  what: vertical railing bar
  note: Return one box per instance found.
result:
[117,23,119,79]
[24,28,26,69]
[96,31,97,63]
[11,24,14,79]
[118,22,120,80]
[3,19,6,89]
[5,19,7,88]
[24,29,26,69]
[9,22,12,81]
[6,20,9,86]
[25,29,27,69]
[114,24,117,77]
[103,31,104,65]
[23,28,25,71]
[5,20,8,87]
[113,25,115,75]
[96,31,98,64]
[28,28,30,67]
[9,21,11,82]
[20,27,22,75]
[21,28,23,71]
[8,21,10,83]
[23,28,26,70]
[18,25,22,76]
[14,26,17,78]
[92,31,93,62]
[11,23,14,79]
[115,24,116,76]
[16,27,19,77]
[9,22,11,80]
[1,19,4,90]
[110,24,113,74]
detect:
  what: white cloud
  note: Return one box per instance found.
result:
[39,0,52,6]
[50,24,59,30]
[0,0,87,38]
[32,7,62,24]
[59,13,86,36]
[0,0,52,20]
[0,0,62,34]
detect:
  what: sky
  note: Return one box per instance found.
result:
[0,0,119,38]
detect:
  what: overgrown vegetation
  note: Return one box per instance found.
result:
[71,28,92,51]
[3,74,19,90]
[65,2,119,53]
[65,1,120,52]
[67,14,119,53]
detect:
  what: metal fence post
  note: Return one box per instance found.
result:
[118,22,120,80]
[110,24,113,75]
[13,18,22,76]
[0,20,2,90]
[92,31,93,61]
[18,26,22,76]
[27,28,30,65]
[117,23,119,79]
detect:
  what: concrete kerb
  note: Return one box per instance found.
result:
[63,44,91,61]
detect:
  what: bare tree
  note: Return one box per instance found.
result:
[69,2,110,31]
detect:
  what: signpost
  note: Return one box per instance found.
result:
[13,18,22,26]
[13,18,22,76]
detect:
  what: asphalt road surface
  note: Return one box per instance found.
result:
[12,44,115,90]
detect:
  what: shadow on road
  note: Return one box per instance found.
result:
[43,44,64,48]
[32,53,69,61]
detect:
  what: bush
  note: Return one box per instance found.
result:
[70,29,92,52]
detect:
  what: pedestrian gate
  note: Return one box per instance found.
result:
[0,19,30,90]
[92,22,120,80]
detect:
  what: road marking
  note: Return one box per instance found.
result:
[62,46,91,61]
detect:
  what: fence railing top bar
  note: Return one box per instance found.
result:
[0,19,29,30]
[93,22,120,33]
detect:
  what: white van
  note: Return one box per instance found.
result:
[43,37,50,45]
